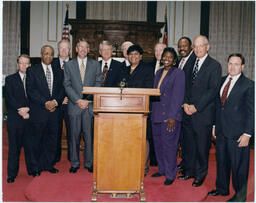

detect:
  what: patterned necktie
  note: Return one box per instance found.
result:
[46,66,52,95]
[102,62,108,85]
[23,75,27,97]
[192,59,200,84]
[221,77,232,106]
[61,61,66,70]
[80,60,85,83]
[179,58,185,70]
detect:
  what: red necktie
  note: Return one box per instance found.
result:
[221,77,232,106]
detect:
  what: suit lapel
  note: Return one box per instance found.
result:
[38,64,51,94]
[224,74,244,105]
[160,68,175,92]
[73,59,83,84]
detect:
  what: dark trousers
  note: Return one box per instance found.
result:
[146,115,157,165]
[56,104,70,162]
[215,134,250,201]
[182,116,212,181]
[7,120,32,177]
[30,111,59,171]
[152,121,181,180]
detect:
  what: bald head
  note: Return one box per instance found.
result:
[193,35,210,59]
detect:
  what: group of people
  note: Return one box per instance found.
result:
[5,34,253,202]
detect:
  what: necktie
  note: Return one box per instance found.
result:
[102,62,108,85]
[23,75,27,97]
[192,59,199,84]
[61,61,66,70]
[46,66,52,95]
[179,58,185,70]
[80,60,85,83]
[221,77,232,106]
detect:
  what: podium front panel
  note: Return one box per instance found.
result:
[94,113,146,191]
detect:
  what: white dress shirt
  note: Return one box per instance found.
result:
[220,73,250,137]
[179,50,193,70]
[101,58,112,72]
[194,53,208,72]
[77,57,87,71]
[41,62,53,91]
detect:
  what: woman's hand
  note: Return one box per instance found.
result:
[164,118,176,132]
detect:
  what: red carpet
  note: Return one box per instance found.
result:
[24,160,208,202]
[2,121,254,202]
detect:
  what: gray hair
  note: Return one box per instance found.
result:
[57,40,71,49]
[121,41,134,51]
[99,40,113,50]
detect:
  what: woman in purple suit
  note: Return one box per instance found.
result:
[151,47,185,185]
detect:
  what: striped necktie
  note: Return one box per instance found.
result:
[192,59,199,84]
[46,66,52,95]
[80,61,85,83]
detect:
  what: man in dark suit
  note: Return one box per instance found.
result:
[5,54,32,183]
[52,40,72,163]
[178,35,222,187]
[176,36,196,172]
[26,45,65,175]
[208,53,254,202]
[151,43,167,74]
[63,38,102,173]
[99,40,123,87]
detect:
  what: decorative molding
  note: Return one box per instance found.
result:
[47,2,58,42]
[172,2,185,45]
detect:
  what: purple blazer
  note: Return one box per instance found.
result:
[151,67,185,123]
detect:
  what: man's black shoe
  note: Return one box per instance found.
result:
[151,172,164,177]
[192,179,204,187]
[85,166,93,173]
[7,176,15,183]
[164,178,174,186]
[178,175,193,180]
[32,171,41,177]
[69,167,79,173]
[46,167,59,173]
[177,164,184,170]
[208,189,229,196]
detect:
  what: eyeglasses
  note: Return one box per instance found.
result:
[18,62,30,65]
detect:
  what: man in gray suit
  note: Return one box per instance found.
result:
[63,38,102,173]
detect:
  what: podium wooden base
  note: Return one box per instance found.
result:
[82,87,160,202]
[92,113,146,202]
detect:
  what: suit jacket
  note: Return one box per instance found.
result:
[178,51,196,73]
[124,61,154,88]
[63,57,102,115]
[215,74,254,139]
[52,57,72,97]
[99,59,123,87]
[5,72,29,127]
[152,67,185,123]
[183,55,222,125]
[26,63,65,122]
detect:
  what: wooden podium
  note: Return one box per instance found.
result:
[82,87,160,202]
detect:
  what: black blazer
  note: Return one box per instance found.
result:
[178,51,196,73]
[215,74,254,139]
[5,72,29,126]
[99,59,123,87]
[26,63,65,122]
[124,61,154,88]
[183,55,222,125]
